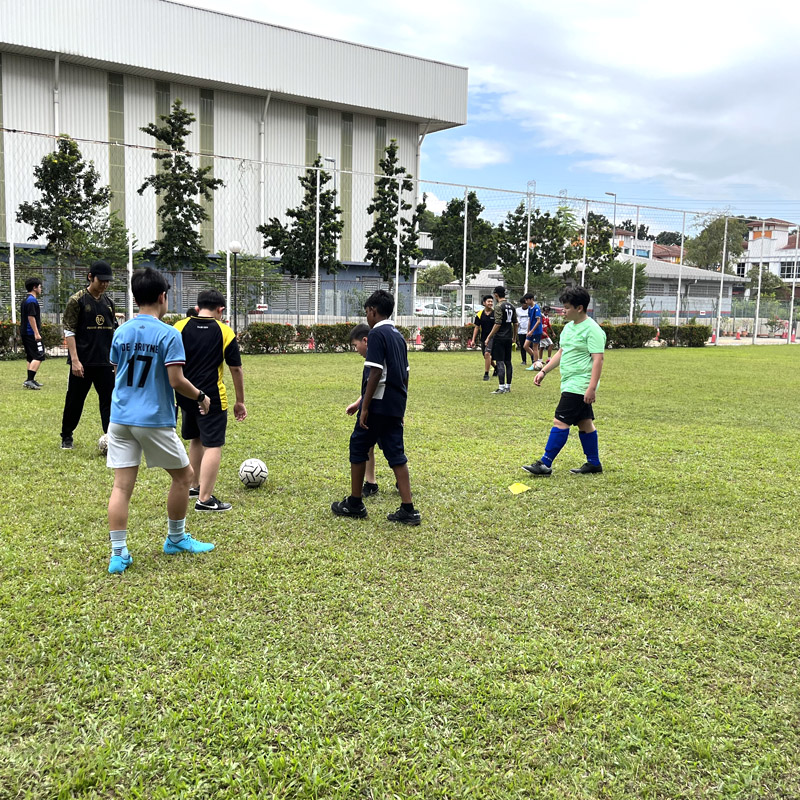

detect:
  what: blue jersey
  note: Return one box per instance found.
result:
[110,314,186,428]
[528,304,542,333]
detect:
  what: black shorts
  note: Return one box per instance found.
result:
[554,392,595,426]
[480,338,493,356]
[180,407,228,447]
[493,338,513,363]
[22,334,44,362]
[350,412,407,467]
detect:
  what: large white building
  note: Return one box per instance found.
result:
[736,218,800,291]
[0,0,468,262]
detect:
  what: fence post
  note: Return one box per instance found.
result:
[715,216,729,346]
[9,240,16,326]
[225,250,231,324]
[395,175,402,307]
[581,200,589,287]
[628,205,640,323]
[752,218,766,344]
[789,219,799,343]
[461,186,468,327]
[127,228,134,320]
[675,211,686,328]
[314,166,320,326]
[524,181,534,293]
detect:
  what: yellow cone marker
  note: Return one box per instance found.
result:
[509,482,531,495]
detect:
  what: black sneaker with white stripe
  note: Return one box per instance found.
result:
[189,486,200,498]
[331,496,368,518]
[195,495,232,512]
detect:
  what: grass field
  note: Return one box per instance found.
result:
[1,345,799,799]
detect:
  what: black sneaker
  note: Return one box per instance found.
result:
[522,460,552,476]
[387,506,421,525]
[569,462,603,474]
[482,373,490,381]
[61,436,74,450]
[362,482,379,498]
[33,379,44,388]
[189,486,200,498]
[22,380,41,390]
[195,495,232,512]
[331,497,367,518]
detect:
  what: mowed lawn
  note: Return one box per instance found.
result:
[1,345,799,799]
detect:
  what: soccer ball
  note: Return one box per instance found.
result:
[239,458,268,488]
[533,359,544,371]
[98,434,109,455]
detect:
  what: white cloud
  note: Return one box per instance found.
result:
[446,137,510,169]
[421,191,447,215]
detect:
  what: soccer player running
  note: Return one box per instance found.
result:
[484,285,517,395]
[468,294,496,381]
[106,268,213,575]
[522,286,605,476]
[20,277,45,389]
[174,290,247,512]
[60,260,117,450]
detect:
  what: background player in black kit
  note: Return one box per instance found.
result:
[20,277,45,390]
[484,285,517,395]
[468,294,497,381]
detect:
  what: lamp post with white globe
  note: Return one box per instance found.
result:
[229,240,242,335]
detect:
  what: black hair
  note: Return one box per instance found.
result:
[542,305,552,313]
[185,307,198,317]
[349,323,370,342]
[364,289,394,318]
[25,277,42,292]
[521,292,534,301]
[559,285,591,313]
[493,285,506,298]
[196,290,225,311]
[481,294,493,304]
[131,267,170,306]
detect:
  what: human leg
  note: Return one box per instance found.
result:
[365,446,376,484]
[92,367,115,434]
[61,370,93,439]
[188,437,203,492]
[197,446,223,503]
[108,465,139,532]
[572,417,602,473]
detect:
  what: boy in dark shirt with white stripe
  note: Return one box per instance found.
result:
[331,290,420,525]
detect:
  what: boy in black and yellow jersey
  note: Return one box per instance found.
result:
[174,290,247,511]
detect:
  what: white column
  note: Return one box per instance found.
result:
[314,167,320,325]
[581,200,589,287]
[675,212,686,328]
[9,239,16,326]
[524,191,532,294]
[461,186,469,326]
[715,216,729,345]
[752,219,766,345]
[789,221,799,343]
[225,250,231,320]
[127,229,134,319]
[394,176,402,301]
[628,206,640,323]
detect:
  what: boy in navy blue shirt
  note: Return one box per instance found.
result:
[20,277,45,389]
[331,290,420,525]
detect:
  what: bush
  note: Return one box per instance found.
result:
[241,322,296,354]
[295,324,313,344]
[162,314,183,327]
[395,325,411,342]
[659,324,678,345]
[312,323,353,352]
[613,323,655,348]
[0,320,63,359]
[678,324,711,347]
[549,323,563,347]
[421,326,447,352]
[451,325,472,350]
[599,323,616,348]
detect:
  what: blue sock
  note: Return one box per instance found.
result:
[541,427,569,467]
[579,430,600,466]
[167,518,186,544]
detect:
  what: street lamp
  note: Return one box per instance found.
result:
[605,192,617,256]
[229,240,242,335]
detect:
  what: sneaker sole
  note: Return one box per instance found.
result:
[521,466,552,476]
[331,506,367,518]
[387,517,421,525]
[195,505,233,512]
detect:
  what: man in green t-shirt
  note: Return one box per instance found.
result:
[522,286,605,476]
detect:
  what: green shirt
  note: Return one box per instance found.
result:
[558,317,606,395]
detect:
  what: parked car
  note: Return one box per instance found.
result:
[414,302,450,317]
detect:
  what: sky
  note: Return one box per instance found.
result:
[176,0,800,230]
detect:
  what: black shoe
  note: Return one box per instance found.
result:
[521,460,552,476]
[61,436,74,450]
[189,486,200,498]
[33,379,44,388]
[331,497,367,518]
[195,495,232,512]
[22,380,41,390]
[492,368,498,377]
[387,506,421,525]
[362,481,379,498]
[482,373,490,381]
[569,462,603,474]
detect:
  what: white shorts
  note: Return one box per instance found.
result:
[107,422,190,470]
[540,336,553,348]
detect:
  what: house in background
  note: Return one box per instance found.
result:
[735,219,800,296]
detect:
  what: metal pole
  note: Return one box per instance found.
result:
[752,218,766,345]
[628,205,640,323]
[9,239,16,326]
[395,176,402,305]
[675,212,686,328]
[127,229,134,319]
[789,220,799,344]
[461,186,469,327]
[524,187,532,294]
[715,216,729,346]
[581,200,589,287]
[314,167,320,326]
[233,252,239,335]
[225,250,231,322]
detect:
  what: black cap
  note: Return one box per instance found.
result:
[89,260,113,280]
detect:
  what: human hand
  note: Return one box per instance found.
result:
[533,370,546,387]
[584,387,596,404]
[198,396,211,415]
[359,409,369,430]
[71,360,84,378]
[346,401,360,415]
[234,401,247,421]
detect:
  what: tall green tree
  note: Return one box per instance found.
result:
[620,219,652,240]
[747,265,786,299]
[685,216,748,271]
[257,155,343,279]
[139,98,223,272]
[589,259,647,318]
[364,140,424,286]
[418,262,455,291]
[430,191,496,279]
[656,230,682,246]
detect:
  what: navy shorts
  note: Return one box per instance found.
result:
[554,392,595,425]
[180,407,228,447]
[480,338,493,356]
[22,334,45,362]
[350,412,407,467]
[526,332,542,343]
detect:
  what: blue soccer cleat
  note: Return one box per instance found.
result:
[108,553,133,574]
[163,534,215,555]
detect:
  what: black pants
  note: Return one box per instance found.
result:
[494,338,513,385]
[517,333,528,362]
[61,366,114,438]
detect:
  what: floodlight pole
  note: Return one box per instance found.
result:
[314,166,321,326]
[461,186,469,327]
[524,179,535,294]
[395,176,402,310]
[675,212,686,328]
[628,205,640,323]
[581,200,589,287]
[715,216,729,346]
[752,218,766,345]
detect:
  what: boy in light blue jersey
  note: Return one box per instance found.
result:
[106,268,213,574]
[522,285,606,476]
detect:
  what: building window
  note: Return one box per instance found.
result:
[340,112,353,262]
[0,54,6,242]
[199,88,214,252]
[108,72,125,222]
[305,107,318,167]
[736,263,746,277]
[780,261,799,279]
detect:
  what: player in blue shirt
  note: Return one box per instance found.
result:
[20,277,45,389]
[106,268,213,575]
[331,289,420,525]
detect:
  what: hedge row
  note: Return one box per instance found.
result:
[548,322,711,349]
[0,320,64,360]
[240,322,414,354]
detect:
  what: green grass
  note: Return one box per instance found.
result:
[1,346,799,799]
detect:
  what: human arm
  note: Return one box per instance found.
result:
[167,365,211,414]
[358,367,383,430]
[229,365,247,421]
[65,336,83,377]
[62,297,83,376]
[533,348,563,386]
[584,353,604,404]
[469,318,480,346]
[27,314,41,340]
[485,322,500,344]
[346,396,362,415]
